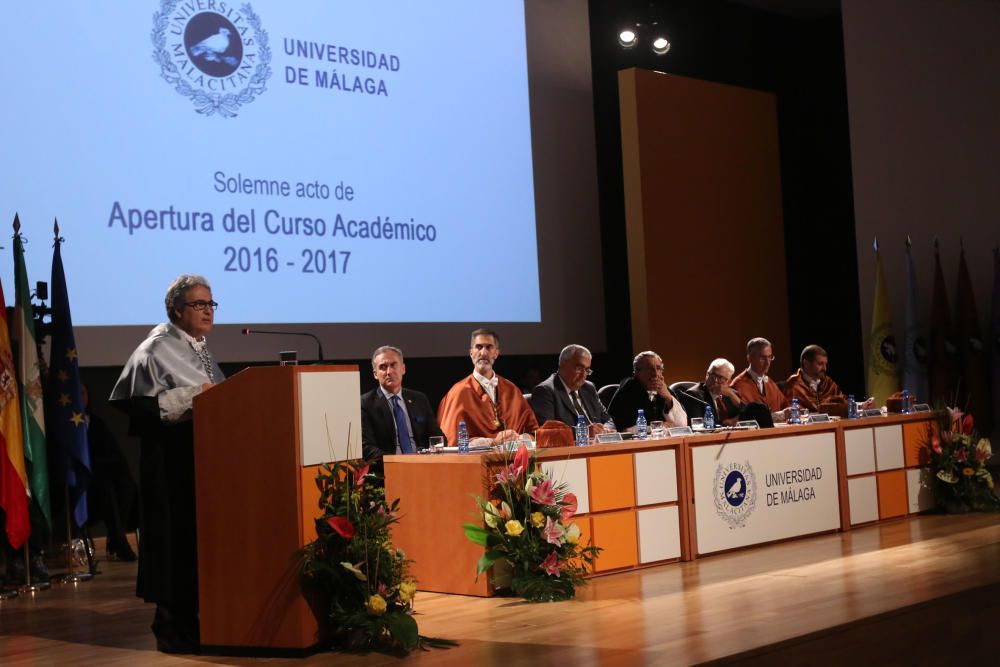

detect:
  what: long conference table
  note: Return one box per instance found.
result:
[384,412,937,596]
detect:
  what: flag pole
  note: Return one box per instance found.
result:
[12,217,49,595]
[59,481,92,584]
[49,223,94,583]
[18,542,50,594]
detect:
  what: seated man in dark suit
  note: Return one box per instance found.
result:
[529,344,610,436]
[674,358,744,427]
[607,351,688,431]
[361,345,444,471]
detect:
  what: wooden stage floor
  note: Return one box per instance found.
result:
[2,513,997,666]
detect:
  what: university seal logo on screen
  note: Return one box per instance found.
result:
[714,461,757,529]
[152,1,272,117]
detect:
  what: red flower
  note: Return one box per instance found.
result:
[354,463,371,486]
[955,448,968,463]
[327,516,355,539]
[560,492,578,521]
[961,414,974,436]
[931,435,942,454]
[541,551,561,577]
[513,444,531,476]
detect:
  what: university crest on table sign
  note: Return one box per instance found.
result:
[713,460,757,529]
[152,1,272,117]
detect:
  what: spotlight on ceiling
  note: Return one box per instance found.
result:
[618,28,638,48]
[652,36,671,55]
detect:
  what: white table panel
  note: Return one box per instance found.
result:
[874,425,905,470]
[691,431,839,555]
[907,467,936,513]
[844,427,876,475]
[848,476,879,525]
[638,506,681,563]
[635,449,677,505]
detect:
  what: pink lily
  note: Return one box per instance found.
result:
[494,465,518,485]
[541,551,561,577]
[542,516,565,545]
[530,479,556,506]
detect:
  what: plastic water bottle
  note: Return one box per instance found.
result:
[457,421,469,454]
[636,409,648,440]
[703,404,715,430]
[847,395,858,420]
[789,399,801,424]
[901,389,911,414]
[575,415,588,447]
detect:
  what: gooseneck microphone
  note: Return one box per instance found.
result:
[241,328,325,362]
[677,389,709,406]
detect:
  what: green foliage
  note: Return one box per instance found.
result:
[464,444,601,602]
[300,459,439,652]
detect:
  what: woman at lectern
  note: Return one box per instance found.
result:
[110,274,224,654]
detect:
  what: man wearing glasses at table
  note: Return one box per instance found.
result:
[529,344,610,436]
[729,337,790,420]
[675,358,744,427]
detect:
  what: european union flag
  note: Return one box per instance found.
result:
[44,229,91,527]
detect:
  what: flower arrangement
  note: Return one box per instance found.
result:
[928,408,999,512]
[463,444,601,602]
[300,459,440,651]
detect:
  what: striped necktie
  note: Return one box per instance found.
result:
[570,390,590,423]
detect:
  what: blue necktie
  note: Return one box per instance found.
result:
[391,395,414,454]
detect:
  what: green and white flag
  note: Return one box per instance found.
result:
[11,216,51,528]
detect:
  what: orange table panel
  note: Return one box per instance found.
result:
[300,465,322,544]
[589,454,636,512]
[903,420,935,468]
[385,454,491,596]
[569,516,594,574]
[877,470,908,519]
[591,510,638,572]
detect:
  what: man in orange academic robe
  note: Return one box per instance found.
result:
[730,337,790,416]
[783,344,870,414]
[437,328,539,445]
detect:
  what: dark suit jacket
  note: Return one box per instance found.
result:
[607,376,670,430]
[675,382,739,425]
[361,387,444,466]
[528,373,610,427]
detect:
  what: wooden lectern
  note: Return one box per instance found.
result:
[193,364,361,652]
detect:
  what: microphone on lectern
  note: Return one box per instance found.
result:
[241,328,325,362]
